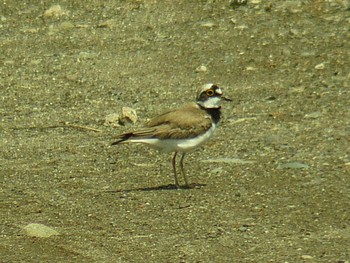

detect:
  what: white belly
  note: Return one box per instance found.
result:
[128,124,217,153]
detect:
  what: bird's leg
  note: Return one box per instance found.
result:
[179,153,189,187]
[172,152,180,187]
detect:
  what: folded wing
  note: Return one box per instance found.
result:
[112,102,213,144]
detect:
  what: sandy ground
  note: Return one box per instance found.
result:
[1,1,350,262]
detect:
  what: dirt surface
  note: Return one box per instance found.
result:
[1,1,350,262]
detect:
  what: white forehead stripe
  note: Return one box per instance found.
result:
[202,83,214,89]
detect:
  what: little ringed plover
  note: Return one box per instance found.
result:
[111,83,231,188]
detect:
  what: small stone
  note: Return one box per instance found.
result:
[315,63,325,70]
[290,86,305,93]
[245,66,257,71]
[235,24,249,30]
[301,255,313,260]
[238,226,249,232]
[66,73,79,82]
[105,107,138,127]
[30,59,41,65]
[23,223,59,238]
[78,52,98,60]
[199,22,216,28]
[104,113,120,127]
[304,112,323,119]
[59,21,75,30]
[195,65,208,72]
[44,5,66,18]
[120,107,138,125]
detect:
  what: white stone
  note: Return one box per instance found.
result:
[23,223,59,238]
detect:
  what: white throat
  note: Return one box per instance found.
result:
[197,96,221,109]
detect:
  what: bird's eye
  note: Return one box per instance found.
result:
[206,89,214,96]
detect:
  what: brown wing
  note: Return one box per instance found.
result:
[112,102,213,145]
[144,102,213,139]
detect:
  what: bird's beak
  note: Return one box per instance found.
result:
[221,96,232,102]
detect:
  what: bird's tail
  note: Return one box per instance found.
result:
[111,127,157,145]
[111,133,134,145]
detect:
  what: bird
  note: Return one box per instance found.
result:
[111,83,231,188]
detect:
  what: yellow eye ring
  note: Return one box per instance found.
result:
[206,89,214,96]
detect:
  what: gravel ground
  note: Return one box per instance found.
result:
[1,1,350,262]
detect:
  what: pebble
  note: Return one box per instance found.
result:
[59,21,75,30]
[238,226,249,232]
[23,223,59,238]
[245,66,257,71]
[315,63,325,70]
[199,22,216,28]
[104,107,138,127]
[48,21,75,35]
[304,112,323,119]
[300,255,313,260]
[195,65,208,72]
[43,5,66,18]
[120,107,138,125]
[104,113,120,127]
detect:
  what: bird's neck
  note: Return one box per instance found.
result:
[197,103,222,124]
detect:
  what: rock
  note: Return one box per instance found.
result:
[105,107,137,127]
[23,223,59,238]
[315,62,325,70]
[199,21,216,28]
[245,66,257,71]
[59,21,75,30]
[304,112,323,119]
[104,113,120,127]
[43,5,66,18]
[238,226,249,232]
[301,255,313,260]
[195,65,208,72]
[120,107,138,125]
